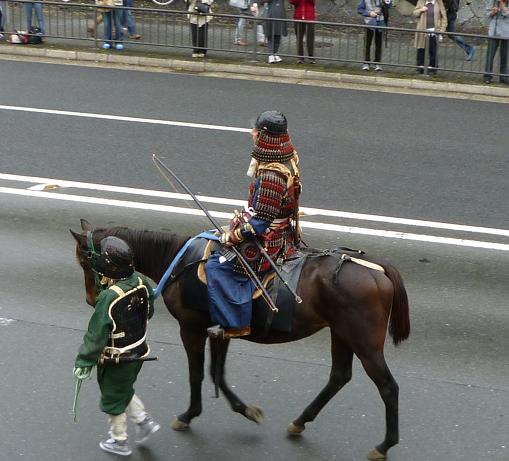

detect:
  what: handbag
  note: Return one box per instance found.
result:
[229,0,249,9]
[195,1,210,13]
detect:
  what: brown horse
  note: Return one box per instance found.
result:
[70,218,410,461]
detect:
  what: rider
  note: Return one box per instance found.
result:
[73,236,160,456]
[205,110,301,339]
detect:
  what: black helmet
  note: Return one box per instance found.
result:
[255,110,288,135]
[91,236,134,280]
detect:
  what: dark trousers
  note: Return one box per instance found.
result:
[190,23,208,54]
[364,28,383,63]
[294,22,315,58]
[484,38,509,82]
[417,35,438,70]
[267,34,281,55]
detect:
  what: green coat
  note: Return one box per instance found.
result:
[75,272,155,415]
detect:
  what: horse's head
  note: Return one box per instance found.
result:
[69,218,107,307]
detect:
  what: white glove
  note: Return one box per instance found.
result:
[73,366,92,380]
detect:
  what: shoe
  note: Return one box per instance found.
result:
[136,416,161,444]
[192,53,199,58]
[196,53,205,58]
[297,59,304,64]
[362,63,370,71]
[374,65,382,72]
[115,43,124,50]
[237,39,249,46]
[466,46,475,61]
[129,34,141,40]
[309,58,316,64]
[268,55,275,64]
[483,78,492,84]
[122,27,128,32]
[102,43,111,50]
[99,438,132,456]
[258,41,267,47]
[274,55,282,62]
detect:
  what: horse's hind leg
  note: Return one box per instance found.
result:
[171,327,207,431]
[358,351,399,460]
[288,335,353,435]
[209,338,264,424]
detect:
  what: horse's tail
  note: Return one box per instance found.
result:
[382,263,410,346]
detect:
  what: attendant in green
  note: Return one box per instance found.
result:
[74,236,160,457]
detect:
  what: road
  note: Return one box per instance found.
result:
[0,59,508,461]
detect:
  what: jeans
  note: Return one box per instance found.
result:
[103,9,123,44]
[446,12,471,54]
[235,8,264,43]
[484,38,509,82]
[364,28,382,63]
[24,2,45,34]
[121,0,136,35]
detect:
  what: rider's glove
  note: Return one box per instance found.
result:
[73,366,92,380]
[219,229,244,246]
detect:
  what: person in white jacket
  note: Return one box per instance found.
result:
[187,0,214,57]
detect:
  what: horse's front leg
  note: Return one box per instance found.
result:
[171,327,207,431]
[288,335,353,435]
[209,338,264,424]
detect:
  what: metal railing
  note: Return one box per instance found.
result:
[3,0,509,82]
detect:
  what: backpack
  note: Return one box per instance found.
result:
[27,26,43,44]
[9,30,29,44]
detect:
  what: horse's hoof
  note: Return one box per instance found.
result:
[245,406,264,424]
[171,417,190,431]
[367,448,386,460]
[287,422,305,436]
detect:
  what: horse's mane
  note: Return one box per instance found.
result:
[103,226,190,281]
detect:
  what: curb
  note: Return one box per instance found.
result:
[2,45,509,100]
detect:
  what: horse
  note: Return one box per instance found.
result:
[70,218,410,461]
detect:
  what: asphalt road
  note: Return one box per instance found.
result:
[0,59,508,461]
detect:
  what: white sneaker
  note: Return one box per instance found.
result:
[136,416,161,444]
[274,55,282,62]
[99,438,132,456]
[268,55,275,64]
[374,65,382,72]
[362,63,370,71]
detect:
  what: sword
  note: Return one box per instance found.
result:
[152,154,279,313]
[72,378,82,423]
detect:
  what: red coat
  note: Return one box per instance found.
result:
[289,0,316,21]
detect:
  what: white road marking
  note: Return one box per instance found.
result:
[0,185,508,251]
[0,104,251,133]
[0,318,16,326]
[1,172,508,237]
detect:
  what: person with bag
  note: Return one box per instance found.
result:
[261,0,288,63]
[73,236,160,457]
[289,0,316,64]
[24,0,45,36]
[483,0,509,83]
[231,0,265,46]
[413,0,447,74]
[187,0,214,57]
[358,0,391,71]
[96,0,124,50]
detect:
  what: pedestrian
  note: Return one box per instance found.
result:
[187,0,214,58]
[443,0,475,60]
[413,0,448,74]
[205,110,301,340]
[289,0,316,64]
[74,236,160,456]
[24,0,45,35]
[96,0,125,49]
[483,0,509,84]
[231,0,265,46]
[357,0,392,71]
[122,0,141,40]
[261,0,288,63]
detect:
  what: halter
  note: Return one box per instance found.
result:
[83,230,102,288]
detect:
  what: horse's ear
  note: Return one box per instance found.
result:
[80,219,92,231]
[70,229,85,245]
